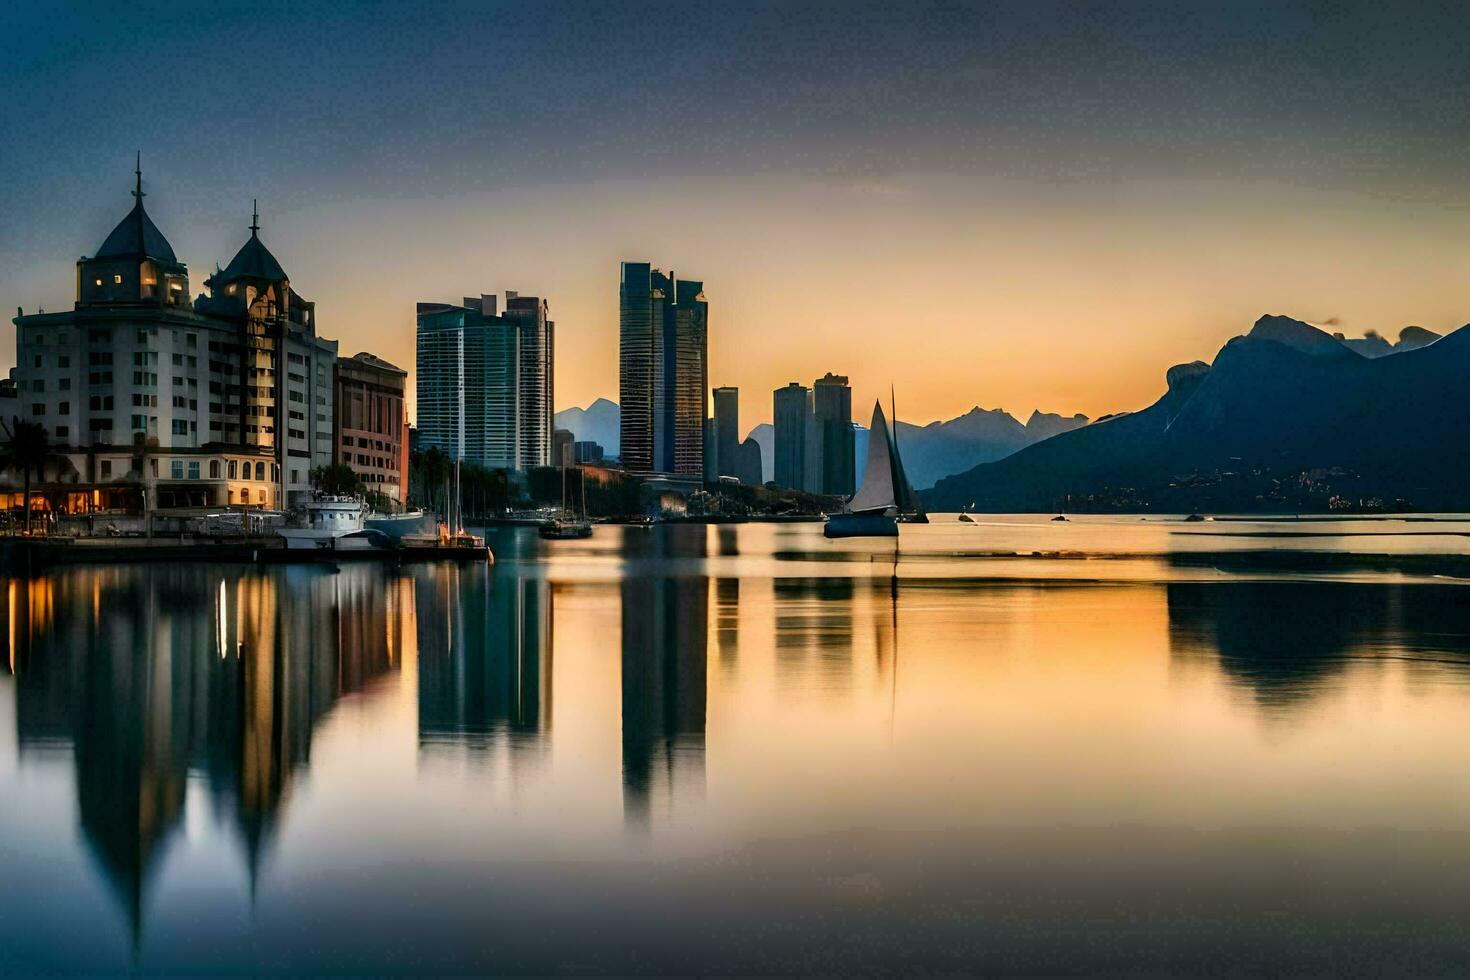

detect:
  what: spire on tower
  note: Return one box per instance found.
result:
[250,199,260,237]
[133,151,144,199]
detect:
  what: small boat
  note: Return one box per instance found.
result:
[539,516,593,539]
[959,513,977,524]
[278,496,370,550]
[540,464,593,539]
[825,398,926,538]
[1051,515,1069,522]
[1183,513,1207,522]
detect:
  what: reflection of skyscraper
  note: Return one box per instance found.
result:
[619,262,709,475]
[620,528,709,827]
[9,564,405,943]
[416,565,552,755]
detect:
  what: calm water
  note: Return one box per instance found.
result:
[5,518,1470,974]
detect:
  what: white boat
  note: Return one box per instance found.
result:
[824,399,927,538]
[277,496,370,550]
[364,509,431,541]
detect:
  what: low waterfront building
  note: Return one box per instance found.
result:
[335,352,409,508]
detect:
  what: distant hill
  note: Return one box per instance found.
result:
[891,406,1088,490]
[560,398,1087,488]
[926,315,1470,513]
[747,406,1087,490]
[553,398,620,455]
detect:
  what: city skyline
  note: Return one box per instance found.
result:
[10,3,1470,429]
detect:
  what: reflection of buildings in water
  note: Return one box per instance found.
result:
[1166,581,1470,716]
[621,529,709,829]
[2,565,406,943]
[773,577,856,688]
[415,565,552,766]
[715,578,739,675]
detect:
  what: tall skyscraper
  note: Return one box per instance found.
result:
[619,262,708,475]
[416,292,554,471]
[772,382,811,490]
[813,372,855,496]
[712,386,740,480]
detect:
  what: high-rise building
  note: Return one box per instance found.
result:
[813,372,855,496]
[712,386,741,481]
[335,352,409,507]
[415,292,554,471]
[619,262,708,475]
[772,382,811,491]
[735,437,763,487]
[10,164,336,515]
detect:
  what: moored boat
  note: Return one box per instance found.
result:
[824,398,927,538]
[277,496,369,550]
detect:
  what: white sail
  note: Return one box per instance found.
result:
[848,401,898,514]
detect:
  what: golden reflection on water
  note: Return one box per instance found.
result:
[3,524,1470,970]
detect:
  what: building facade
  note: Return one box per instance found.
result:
[415,293,554,471]
[619,262,708,475]
[334,352,409,507]
[772,382,811,491]
[813,372,855,496]
[9,167,335,516]
[712,386,740,481]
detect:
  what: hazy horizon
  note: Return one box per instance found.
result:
[7,1,1470,429]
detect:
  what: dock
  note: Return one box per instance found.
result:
[0,536,492,571]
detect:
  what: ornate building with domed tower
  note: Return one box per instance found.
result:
[9,159,338,521]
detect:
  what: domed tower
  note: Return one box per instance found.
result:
[77,155,190,308]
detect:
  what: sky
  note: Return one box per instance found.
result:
[4,0,1470,431]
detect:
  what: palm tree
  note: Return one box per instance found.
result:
[0,417,52,534]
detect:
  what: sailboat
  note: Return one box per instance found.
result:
[824,399,927,538]
[540,464,593,539]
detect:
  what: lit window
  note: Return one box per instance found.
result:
[112,274,122,284]
[94,278,102,286]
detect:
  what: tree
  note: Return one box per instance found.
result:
[309,462,363,497]
[0,418,52,534]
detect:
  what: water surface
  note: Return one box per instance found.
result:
[4,519,1470,974]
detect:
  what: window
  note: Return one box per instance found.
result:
[290,469,299,484]
[58,356,70,368]
[172,395,186,408]
[228,460,237,479]
[171,460,184,479]
[209,460,220,479]
[254,462,265,481]
[113,274,122,284]
[172,354,183,366]
[187,461,200,480]
[131,415,147,430]
[171,420,187,436]
[58,401,69,414]
[256,489,265,504]
[32,355,41,368]
[31,403,44,416]
[94,278,102,287]
[54,426,68,439]
[100,460,112,479]
[31,379,43,392]
[172,376,183,387]
[88,418,114,432]
[58,378,70,391]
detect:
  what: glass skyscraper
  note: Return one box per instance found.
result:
[415,293,553,471]
[619,262,708,475]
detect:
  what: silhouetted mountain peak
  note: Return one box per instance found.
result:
[1246,315,1353,357]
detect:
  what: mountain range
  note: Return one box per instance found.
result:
[553,397,620,455]
[558,401,1085,488]
[925,318,1463,513]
